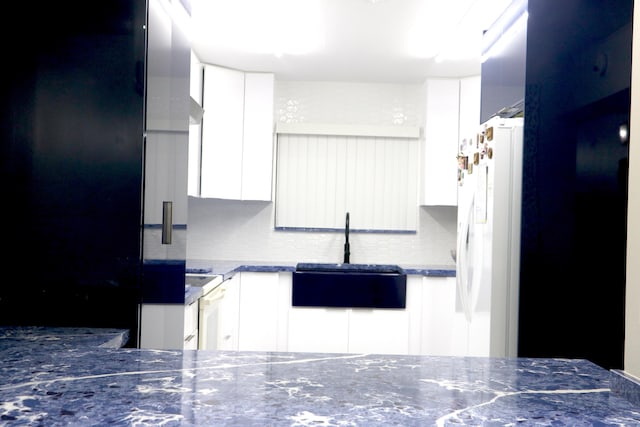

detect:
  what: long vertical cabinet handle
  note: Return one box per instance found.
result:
[162,201,173,244]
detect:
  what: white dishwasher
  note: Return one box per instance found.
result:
[197,276,227,350]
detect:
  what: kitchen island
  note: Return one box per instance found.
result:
[1,327,640,426]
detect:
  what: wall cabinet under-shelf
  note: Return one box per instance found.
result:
[195,64,275,201]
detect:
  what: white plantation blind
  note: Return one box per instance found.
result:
[275,130,420,231]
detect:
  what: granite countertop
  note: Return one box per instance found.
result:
[0,326,129,351]
[186,259,456,280]
[1,327,640,426]
[184,260,456,306]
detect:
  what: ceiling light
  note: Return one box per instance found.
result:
[481,0,528,62]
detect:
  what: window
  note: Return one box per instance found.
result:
[274,125,420,232]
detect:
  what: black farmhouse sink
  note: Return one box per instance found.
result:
[292,263,407,309]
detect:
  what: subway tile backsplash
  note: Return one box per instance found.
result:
[187,197,456,266]
[274,80,423,127]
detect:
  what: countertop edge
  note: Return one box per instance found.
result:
[187,260,456,281]
[611,369,640,407]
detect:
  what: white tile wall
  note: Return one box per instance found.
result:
[274,81,423,127]
[187,197,455,265]
[187,80,457,266]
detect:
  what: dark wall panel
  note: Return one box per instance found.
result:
[0,1,147,346]
[519,0,632,369]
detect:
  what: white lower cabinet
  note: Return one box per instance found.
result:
[213,271,289,352]
[214,271,457,356]
[216,274,240,351]
[288,308,350,353]
[140,300,199,350]
[419,276,458,356]
[287,276,425,355]
[348,309,410,354]
[238,272,289,352]
[288,308,410,355]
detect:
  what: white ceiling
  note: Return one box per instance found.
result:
[189,0,512,84]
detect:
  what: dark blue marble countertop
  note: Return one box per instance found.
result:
[2,337,640,426]
[186,259,456,280]
[0,326,129,351]
[401,264,456,277]
[184,285,203,306]
[186,259,296,280]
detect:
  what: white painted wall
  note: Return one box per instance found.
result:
[187,80,458,266]
[625,2,640,380]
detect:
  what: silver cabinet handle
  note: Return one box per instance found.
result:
[162,201,173,244]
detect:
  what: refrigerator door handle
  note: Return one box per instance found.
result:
[457,198,473,322]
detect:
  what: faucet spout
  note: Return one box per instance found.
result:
[343,212,350,264]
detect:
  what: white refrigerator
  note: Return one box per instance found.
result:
[455,116,524,358]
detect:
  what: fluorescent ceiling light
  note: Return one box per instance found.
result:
[191,0,324,56]
[481,0,528,62]
[481,10,527,62]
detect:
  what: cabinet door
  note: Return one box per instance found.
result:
[406,276,424,355]
[218,275,241,351]
[190,51,203,105]
[200,65,245,199]
[237,272,282,351]
[421,78,460,206]
[188,51,204,197]
[420,276,458,355]
[140,304,189,350]
[288,308,349,353]
[242,73,275,201]
[459,76,481,145]
[348,309,410,354]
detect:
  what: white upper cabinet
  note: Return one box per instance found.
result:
[421,78,460,206]
[188,51,204,197]
[421,77,480,206]
[201,65,245,199]
[458,75,481,151]
[241,73,275,201]
[189,51,203,106]
[197,64,274,201]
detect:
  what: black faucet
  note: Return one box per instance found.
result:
[343,212,350,264]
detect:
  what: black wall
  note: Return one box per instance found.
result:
[519,0,632,369]
[0,1,147,346]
